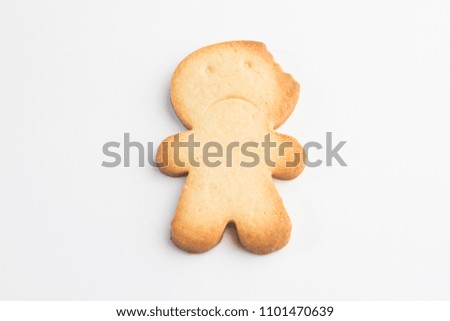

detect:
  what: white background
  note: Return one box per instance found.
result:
[1,0,449,300]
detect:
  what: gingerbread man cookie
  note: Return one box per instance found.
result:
[157,41,304,254]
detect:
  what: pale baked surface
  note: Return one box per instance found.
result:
[157,41,304,254]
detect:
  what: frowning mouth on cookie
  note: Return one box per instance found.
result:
[207,96,256,110]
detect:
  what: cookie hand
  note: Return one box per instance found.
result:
[156,131,192,177]
[271,132,305,180]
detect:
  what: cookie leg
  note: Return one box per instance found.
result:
[171,204,228,253]
[235,201,292,255]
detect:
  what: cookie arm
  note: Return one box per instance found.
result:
[156,131,192,177]
[271,132,305,180]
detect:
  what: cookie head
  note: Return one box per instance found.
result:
[171,41,299,129]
